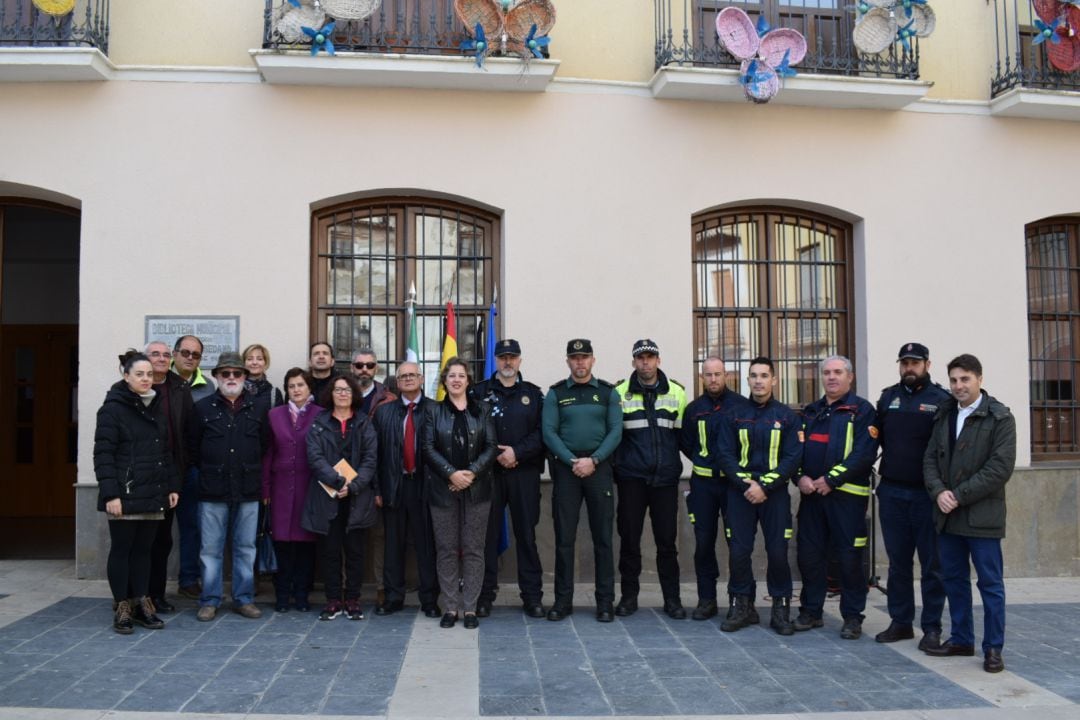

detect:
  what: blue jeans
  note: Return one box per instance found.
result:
[938,532,1005,653]
[199,501,258,607]
[877,482,945,632]
[176,467,202,587]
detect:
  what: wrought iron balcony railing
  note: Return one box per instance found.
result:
[991,0,1080,96]
[655,0,919,80]
[0,0,108,53]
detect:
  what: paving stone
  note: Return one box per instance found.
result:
[116,671,206,711]
[181,690,260,713]
[0,669,77,705]
[44,682,130,710]
[480,693,546,715]
[729,688,807,714]
[321,692,392,715]
[608,691,679,715]
[481,667,543,696]
[542,688,611,716]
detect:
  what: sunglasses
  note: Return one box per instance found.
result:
[352,362,377,370]
[217,369,245,379]
[177,349,202,360]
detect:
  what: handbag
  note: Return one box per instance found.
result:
[256,504,278,574]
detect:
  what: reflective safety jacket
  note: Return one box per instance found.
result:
[800,390,879,497]
[717,397,802,494]
[679,389,750,479]
[614,369,687,484]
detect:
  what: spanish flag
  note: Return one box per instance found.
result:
[435,301,457,400]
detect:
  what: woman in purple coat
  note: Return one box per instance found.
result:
[262,367,325,612]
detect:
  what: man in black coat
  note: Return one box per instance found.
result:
[372,361,441,618]
[470,339,546,618]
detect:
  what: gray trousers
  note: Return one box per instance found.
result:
[430,496,491,615]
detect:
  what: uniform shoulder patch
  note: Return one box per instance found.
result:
[868,426,880,439]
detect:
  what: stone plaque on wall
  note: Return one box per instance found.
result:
[144,315,241,368]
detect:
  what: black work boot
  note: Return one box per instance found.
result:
[770,597,794,636]
[724,593,736,621]
[721,595,754,632]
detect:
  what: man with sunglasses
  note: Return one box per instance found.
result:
[171,335,215,403]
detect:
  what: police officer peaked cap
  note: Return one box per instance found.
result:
[632,339,660,357]
[897,342,929,361]
[566,338,593,356]
[495,338,522,356]
[211,351,247,375]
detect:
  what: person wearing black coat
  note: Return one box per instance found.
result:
[304,374,378,622]
[372,362,441,617]
[421,358,498,629]
[94,351,180,635]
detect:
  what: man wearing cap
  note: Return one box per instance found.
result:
[612,339,688,619]
[873,343,950,650]
[187,351,268,622]
[542,339,622,622]
[470,339,546,618]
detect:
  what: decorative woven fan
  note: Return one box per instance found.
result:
[1047,4,1080,71]
[716,7,806,103]
[320,0,381,21]
[454,0,556,65]
[274,3,329,44]
[32,0,75,15]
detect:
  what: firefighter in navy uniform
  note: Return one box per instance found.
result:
[679,356,751,621]
[470,339,547,619]
[872,342,950,650]
[715,357,802,635]
[794,355,879,640]
[612,339,688,619]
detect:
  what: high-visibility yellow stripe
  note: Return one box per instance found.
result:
[725,527,732,539]
[760,472,779,486]
[655,398,682,409]
[784,528,793,539]
[621,400,645,412]
[854,536,867,548]
[698,420,708,458]
[692,465,713,477]
[844,418,854,458]
[688,513,696,524]
[655,418,677,429]
[739,428,750,467]
[623,419,650,429]
[768,428,780,469]
[837,483,871,497]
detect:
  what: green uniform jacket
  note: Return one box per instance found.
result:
[542,376,622,467]
[923,391,1016,539]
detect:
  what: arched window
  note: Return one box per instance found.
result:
[692,206,853,406]
[312,196,499,393]
[1026,217,1080,460]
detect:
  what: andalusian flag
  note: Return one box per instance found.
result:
[435,301,457,401]
[405,282,419,364]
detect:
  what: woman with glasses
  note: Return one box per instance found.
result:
[243,343,284,421]
[304,374,377,621]
[94,350,181,634]
[421,357,497,629]
[263,368,324,612]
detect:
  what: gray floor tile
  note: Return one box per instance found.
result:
[44,683,130,710]
[118,671,206,711]
[181,690,260,713]
[542,690,612,716]
[607,692,678,715]
[480,693,546,716]
[321,693,391,715]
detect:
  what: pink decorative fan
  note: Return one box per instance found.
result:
[1048,5,1080,72]
[716,7,805,103]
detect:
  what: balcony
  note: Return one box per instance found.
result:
[651,0,931,110]
[990,0,1080,120]
[252,0,559,92]
[0,0,110,81]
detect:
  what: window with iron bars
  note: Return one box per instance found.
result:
[692,207,853,406]
[312,197,499,398]
[1026,217,1080,460]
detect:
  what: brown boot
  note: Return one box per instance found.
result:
[113,600,134,635]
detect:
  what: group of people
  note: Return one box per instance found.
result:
[93,333,1016,673]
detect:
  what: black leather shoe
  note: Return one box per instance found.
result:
[150,597,175,614]
[793,611,824,631]
[476,600,492,618]
[663,600,687,620]
[840,617,863,640]
[984,648,1004,673]
[875,622,914,643]
[614,597,637,617]
[439,612,457,628]
[463,613,479,629]
[918,630,942,652]
[692,599,718,621]
[596,604,614,623]
[375,601,404,616]
[523,603,545,618]
[422,605,441,618]
[924,641,976,657]
[547,605,572,621]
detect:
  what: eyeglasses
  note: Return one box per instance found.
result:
[332,387,353,394]
[352,362,377,370]
[148,351,172,359]
[397,373,421,380]
[177,349,202,360]
[217,369,244,379]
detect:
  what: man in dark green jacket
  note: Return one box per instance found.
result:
[923,353,1015,673]
[542,338,623,622]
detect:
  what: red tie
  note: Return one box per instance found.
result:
[403,402,416,473]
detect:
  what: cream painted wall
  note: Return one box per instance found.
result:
[6,82,1080,484]
[553,0,655,82]
[108,0,265,67]
[920,0,997,100]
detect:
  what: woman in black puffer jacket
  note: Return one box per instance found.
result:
[94,350,180,635]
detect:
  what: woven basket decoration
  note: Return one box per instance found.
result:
[862,0,893,7]
[716,7,761,61]
[1033,0,1062,25]
[505,0,556,41]
[321,0,381,21]
[455,0,505,45]
[853,7,897,54]
[1047,6,1080,71]
[907,3,936,38]
[274,4,329,44]
[31,0,75,15]
[758,28,807,68]
[740,59,779,103]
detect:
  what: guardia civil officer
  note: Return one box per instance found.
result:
[542,339,622,622]
[794,355,878,640]
[612,339,688,619]
[470,339,546,618]
[715,357,801,635]
[679,357,750,621]
[873,343,949,650]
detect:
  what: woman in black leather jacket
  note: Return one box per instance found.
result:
[421,357,497,629]
[94,350,180,634]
